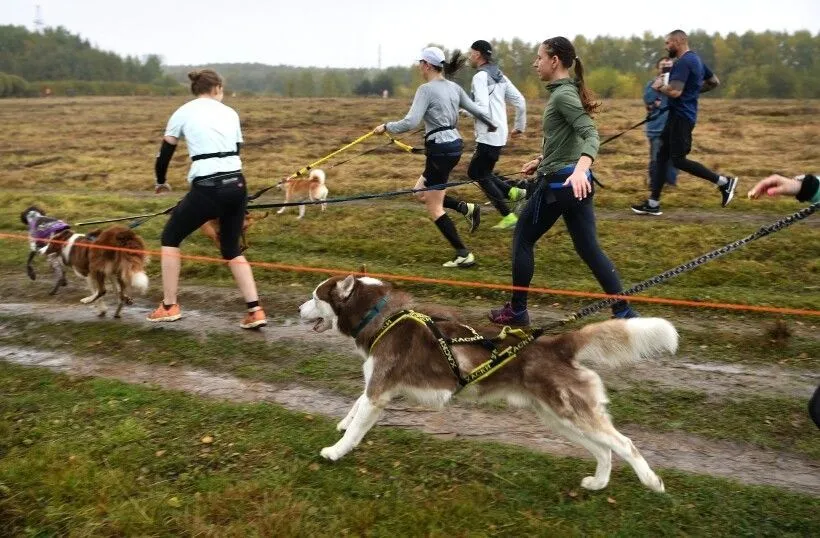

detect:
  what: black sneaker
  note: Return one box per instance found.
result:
[719,176,739,207]
[631,200,663,216]
[464,203,481,233]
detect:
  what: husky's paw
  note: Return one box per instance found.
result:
[581,476,609,491]
[336,419,351,432]
[123,295,133,305]
[320,446,343,461]
[645,474,665,493]
[80,295,98,304]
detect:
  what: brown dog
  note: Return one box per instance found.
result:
[199,211,270,252]
[299,275,678,492]
[276,168,328,219]
[44,226,149,317]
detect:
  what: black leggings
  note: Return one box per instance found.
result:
[161,175,248,260]
[651,114,720,200]
[511,186,624,312]
[468,143,512,216]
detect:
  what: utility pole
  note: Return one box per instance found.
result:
[33,4,45,32]
[378,44,382,70]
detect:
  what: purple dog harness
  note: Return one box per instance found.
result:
[29,218,71,249]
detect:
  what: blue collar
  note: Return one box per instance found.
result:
[351,295,390,338]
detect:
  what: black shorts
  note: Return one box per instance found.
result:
[161,173,248,260]
[422,139,463,189]
[661,113,694,158]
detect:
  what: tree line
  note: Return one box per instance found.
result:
[1,25,817,99]
[0,25,183,96]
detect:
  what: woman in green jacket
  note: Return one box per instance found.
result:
[489,36,636,326]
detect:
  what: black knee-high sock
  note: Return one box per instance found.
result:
[434,214,467,255]
[443,195,467,214]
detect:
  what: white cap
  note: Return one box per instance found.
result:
[418,46,445,67]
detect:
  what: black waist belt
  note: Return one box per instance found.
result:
[191,151,239,162]
[424,125,456,141]
[192,171,242,188]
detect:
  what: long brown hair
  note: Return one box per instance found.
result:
[188,69,223,96]
[542,37,600,115]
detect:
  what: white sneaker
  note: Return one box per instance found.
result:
[442,252,475,268]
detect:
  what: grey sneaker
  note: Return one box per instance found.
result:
[442,252,475,268]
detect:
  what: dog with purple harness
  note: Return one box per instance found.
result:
[21,205,72,295]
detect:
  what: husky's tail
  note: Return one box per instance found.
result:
[574,318,678,368]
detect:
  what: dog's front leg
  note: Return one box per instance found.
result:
[337,394,366,432]
[26,251,37,281]
[47,253,66,295]
[321,394,385,461]
[297,204,305,219]
[276,192,289,214]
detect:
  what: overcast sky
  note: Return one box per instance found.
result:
[4,0,819,68]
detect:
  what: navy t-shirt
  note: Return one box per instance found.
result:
[668,50,714,124]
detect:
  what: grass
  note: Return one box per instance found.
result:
[0,96,818,529]
[1,314,817,460]
[1,362,819,537]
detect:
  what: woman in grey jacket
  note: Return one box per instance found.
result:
[374,47,496,268]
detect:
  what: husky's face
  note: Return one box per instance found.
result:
[299,276,386,334]
[299,279,338,333]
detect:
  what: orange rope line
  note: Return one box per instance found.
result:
[3,231,818,317]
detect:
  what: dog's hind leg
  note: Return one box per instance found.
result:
[578,416,664,492]
[113,274,128,318]
[321,394,386,461]
[298,203,306,219]
[535,405,613,491]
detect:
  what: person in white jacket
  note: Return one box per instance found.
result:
[466,39,527,229]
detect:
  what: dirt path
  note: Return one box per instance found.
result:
[2,343,818,496]
[1,299,816,400]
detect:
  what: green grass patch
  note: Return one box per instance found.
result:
[1,362,818,536]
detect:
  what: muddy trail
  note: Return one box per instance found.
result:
[0,273,816,402]
[1,343,818,496]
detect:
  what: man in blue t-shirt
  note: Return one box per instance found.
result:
[632,30,738,216]
[644,58,678,187]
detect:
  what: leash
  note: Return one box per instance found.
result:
[530,201,819,332]
[246,180,478,211]
[248,130,378,201]
[76,204,177,229]
[599,106,669,146]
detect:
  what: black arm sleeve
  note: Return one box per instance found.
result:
[796,174,819,203]
[154,140,177,184]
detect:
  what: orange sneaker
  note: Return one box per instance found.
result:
[147,303,182,323]
[240,308,267,329]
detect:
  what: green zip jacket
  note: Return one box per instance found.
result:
[537,78,599,176]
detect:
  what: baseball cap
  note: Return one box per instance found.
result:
[470,40,493,56]
[419,46,446,67]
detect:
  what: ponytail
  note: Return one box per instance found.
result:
[573,57,600,115]
[442,50,466,78]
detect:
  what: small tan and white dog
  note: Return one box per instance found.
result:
[44,225,149,318]
[276,168,328,219]
[300,275,678,492]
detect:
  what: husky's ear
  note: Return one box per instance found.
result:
[336,275,356,300]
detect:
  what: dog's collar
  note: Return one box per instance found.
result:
[350,295,390,339]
